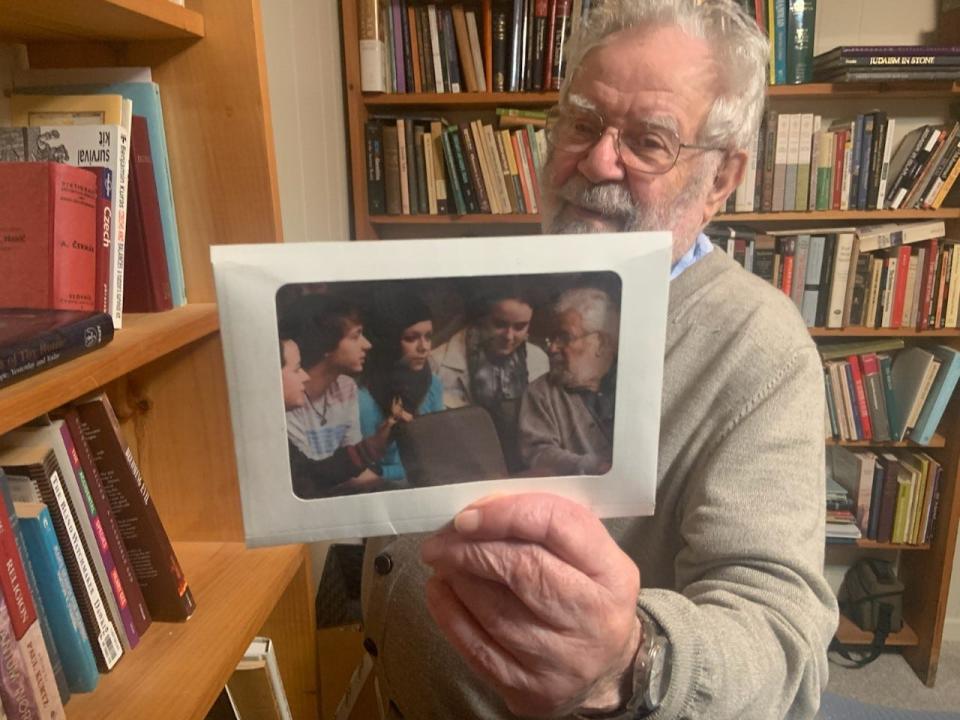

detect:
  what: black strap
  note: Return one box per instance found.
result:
[829,603,893,668]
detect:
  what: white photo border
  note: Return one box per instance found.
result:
[212,232,671,546]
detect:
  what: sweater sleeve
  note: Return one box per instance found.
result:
[638,345,838,720]
[288,440,367,499]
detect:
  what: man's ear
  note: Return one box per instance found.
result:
[701,150,747,224]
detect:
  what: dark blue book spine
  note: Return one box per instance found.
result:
[774,0,787,84]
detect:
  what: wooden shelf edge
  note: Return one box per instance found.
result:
[715,209,960,222]
[825,433,947,449]
[363,91,558,108]
[0,304,219,435]
[369,213,543,225]
[767,81,960,99]
[810,328,960,337]
[64,542,306,720]
[836,613,919,646]
[0,0,205,42]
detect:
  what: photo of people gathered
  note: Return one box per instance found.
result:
[277,273,621,498]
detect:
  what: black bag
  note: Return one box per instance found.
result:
[830,558,904,667]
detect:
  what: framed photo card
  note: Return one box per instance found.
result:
[212,233,671,545]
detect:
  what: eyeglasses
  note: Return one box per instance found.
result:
[545,330,598,349]
[545,105,727,175]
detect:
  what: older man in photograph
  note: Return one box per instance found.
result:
[518,287,618,476]
[362,2,837,719]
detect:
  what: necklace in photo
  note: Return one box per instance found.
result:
[307,391,330,426]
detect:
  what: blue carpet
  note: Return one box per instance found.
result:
[819,692,960,719]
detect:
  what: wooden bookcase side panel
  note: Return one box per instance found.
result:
[341,0,376,241]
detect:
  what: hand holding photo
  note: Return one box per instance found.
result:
[212,233,670,545]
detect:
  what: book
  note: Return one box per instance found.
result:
[358,0,387,92]
[0,592,40,720]
[10,94,125,127]
[0,309,114,390]
[0,445,123,672]
[4,124,131,328]
[15,501,99,694]
[785,0,816,83]
[74,394,196,622]
[123,115,173,313]
[890,347,942,441]
[910,345,960,445]
[226,637,293,720]
[0,161,98,313]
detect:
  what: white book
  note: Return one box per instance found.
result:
[783,113,802,212]
[427,5,445,93]
[483,123,512,214]
[864,257,883,329]
[358,0,386,92]
[800,235,825,326]
[772,113,790,212]
[857,220,946,253]
[901,253,920,329]
[827,233,855,328]
[470,120,501,213]
[876,117,897,208]
[796,113,816,211]
[880,254,899,329]
[840,124,854,211]
[946,246,960,328]
[465,11,487,91]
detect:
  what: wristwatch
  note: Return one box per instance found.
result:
[627,611,672,716]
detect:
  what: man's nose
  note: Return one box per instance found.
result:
[576,130,626,184]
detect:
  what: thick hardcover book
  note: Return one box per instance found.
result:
[58,408,151,639]
[413,124,429,214]
[550,0,572,90]
[531,0,549,91]
[861,353,892,442]
[440,7,463,93]
[0,475,70,705]
[451,4,479,92]
[0,309,113,390]
[446,127,479,212]
[407,5,422,93]
[493,3,509,92]
[0,445,123,672]
[465,10,487,90]
[16,501,99,694]
[0,161,97,313]
[439,128,466,214]
[382,124,402,215]
[910,345,960,445]
[123,115,173,313]
[398,0,415,92]
[773,0,787,84]
[457,123,491,212]
[6,124,130,327]
[508,0,524,91]
[365,120,386,215]
[785,0,815,83]
[74,394,196,622]
[429,122,449,214]
[0,595,40,720]
[358,0,387,92]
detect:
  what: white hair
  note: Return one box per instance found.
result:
[555,287,620,342]
[560,0,769,151]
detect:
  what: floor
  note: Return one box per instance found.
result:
[827,642,960,712]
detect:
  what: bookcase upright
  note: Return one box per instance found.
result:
[0,1,319,718]
[338,0,960,688]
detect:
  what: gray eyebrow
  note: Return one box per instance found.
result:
[563,95,679,135]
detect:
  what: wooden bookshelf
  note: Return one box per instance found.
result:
[340,0,960,691]
[826,433,947,449]
[2,1,318,718]
[856,540,932,551]
[836,613,920,647]
[0,0,205,41]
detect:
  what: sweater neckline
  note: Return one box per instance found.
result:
[668,247,735,324]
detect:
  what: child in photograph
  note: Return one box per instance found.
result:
[284,294,400,498]
[358,292,444,486]
[279,332,310,411]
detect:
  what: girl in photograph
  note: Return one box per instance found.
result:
[359,292,444,486]
[284,294,403,498]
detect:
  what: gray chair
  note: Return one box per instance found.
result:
[396,406,508,486]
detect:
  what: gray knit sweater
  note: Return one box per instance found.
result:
[361,249,839,720]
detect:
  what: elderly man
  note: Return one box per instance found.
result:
[519,287,619,476]
[362,2,837,719]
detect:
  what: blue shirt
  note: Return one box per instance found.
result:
[670,232,714,281]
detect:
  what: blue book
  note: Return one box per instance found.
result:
[16,502,98,694]
[0,476,70,705]
[18,82,186,307]
[910,345,960,445]
[773,0,788,85]
[857,114,875,210]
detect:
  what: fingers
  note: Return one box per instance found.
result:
[434,493,629,586]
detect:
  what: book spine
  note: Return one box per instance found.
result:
[447,127,479,212]
[451,4,478,92]
[359,0,387,92]
[846,355,873,440]
[458,123,491,212]
[508,0,523,91]
[75,397,195,622]
[773,0,787,84]
[0,597,40,720]
[785,0,815,83]
[761,109,779,212]
[407,5,422,92]
[439,128,467,214]
[391,0,406,93]
[550,0,572,90]
[92,168,113,315]
[398,0,415,92]
[382,124,401,215]
[111,126,130,328]
[18,621,63,719]
[0,313,114,390]
[531,0,549,91]
[18,506,98,694]
[395,119,410,213]
[413,124,429,214]
[0,492,36,642]
[493,4,509,92]
[465,10,487,90]
[365,121,386,215]
[403,118,420,214]
[441,7,462,93]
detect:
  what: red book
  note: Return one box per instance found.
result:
[778,238,795,296]
[511,131,534,212]
[887,245,912,329]
[0,162,97,312]
[917,238,940,330]
[846,354,873,440]
[542,0,557,90]
[89,168,113,315]
[0,491,37,640]
[122,116,173,313]
[832,130,847,210]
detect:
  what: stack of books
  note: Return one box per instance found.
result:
[365,115,546,216]
[0,393,195,716]
[825,471,861,542]
[828,445,943,546]
[814,45,960,83]
[708,221,960,331]
[725,111,960,214]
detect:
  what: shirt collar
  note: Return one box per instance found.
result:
[670,232,714,281]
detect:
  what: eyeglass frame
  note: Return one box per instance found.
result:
[545,330,600,349]
[544,104,728,176]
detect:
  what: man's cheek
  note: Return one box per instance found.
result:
[545,155,578,189]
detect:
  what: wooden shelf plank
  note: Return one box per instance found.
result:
[363,91,557,109]
[857,540,932,551]
[0,0,204,41]
[825,433,947,449]
[768,82,960,99]
[836,614,919,646]
[0,304,219,435]
[369,213,543,225]
[810,327,960,338]
[64,542,305,720]
[715,209,960,222]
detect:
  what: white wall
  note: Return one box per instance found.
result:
[260,0,351,243]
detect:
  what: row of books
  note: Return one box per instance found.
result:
[0,393,193,717]
[709,222,960,331]
[1,65,189,328]
[726,111,960,215]
[734,0,816,85]
[827,445,942,546]
[814,45,960,83]
[359,0,586,94]
[365,116,546,215]
[819,339,960,446]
